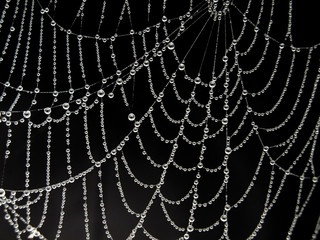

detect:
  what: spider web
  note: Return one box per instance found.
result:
[0,0,320,239]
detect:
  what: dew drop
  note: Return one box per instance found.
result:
[225,147,232,155]
[178,63,185,71]
[224,204,231,211]
[220,214,228,222]
[62,103,69,110]
[23,111,31,118]
[44,107,51,115]
[108,92,114,99]
[116,78,123,85]
[97,89,105,98]
[128,113,136,121]
[222,118,228,125]
[167,42,175,50]
[187,225,194,232]
[0,188,5,198]
[195,77,201,84]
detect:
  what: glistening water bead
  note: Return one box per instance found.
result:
[108,92,114,98]
[187,225,194,232]
[209,80,216,88]
[195,77,201,84]
[23,110,31,118]
[225,147,232,155]
[178,63,185,71]
[222,55,228,62]
[97,89,105,98]
[167,42,175,50]
[222,118,228,125]
[220,214,227,222]
[62,103,69,110]
[116,78,123,85]
[225,204,231,211]
[0,188,5,198]
[44,107,51,115]
[128,113,136,121]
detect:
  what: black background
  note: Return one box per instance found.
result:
[0,0,320,239]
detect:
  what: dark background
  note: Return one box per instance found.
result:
[0,0,320,239]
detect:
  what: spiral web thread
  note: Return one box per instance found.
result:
[0,0,319,239]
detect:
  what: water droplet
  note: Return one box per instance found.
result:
[162,16,168,22]
[108,92,114,99]
[97,89,105,98]
[51,21,56,26]
[128,113,136,121]
[0,188,5,198]
[44,107,51,115]
[222,118,228,125]
[187,225,194,232]
[225,147,232,155]
[220,214,227,222]
[209,80,216,88]
[23,111,31,118]
[10,26,15,32]
[222,56,228,62]
[184,233,190,239]
[224,204,231,211]
[195,77,201,84]
[130,69,136,76]
[263,146,269,152]
[116,78,123,85]
[62,103,69,110]
[167,42,175,50]
[312,177,318,183]
[143,60,149,67]
[178,63,185,71]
